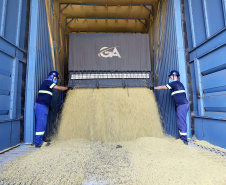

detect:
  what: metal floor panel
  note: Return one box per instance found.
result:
[0,145,38,172]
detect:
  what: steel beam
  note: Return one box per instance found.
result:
[223,0,226,26]
[157,0,162,82]
[143,4,153,14]
[174,0,191,138]
[60,3,153,14]
[201,0,210,38]
[9,58,19,119]
[24,0,39,144]
[0,0,7,36]
[60,3,153,7]
[137,19,148,32]
[60,4,69,13]
[67,17,146,20]
[66,17,147,25]
[52,0,56,69]
[0,35,25,53]
[58,3,62,107]
[63,21,67,86]
[66,17,75,25]
[16,0,22,46]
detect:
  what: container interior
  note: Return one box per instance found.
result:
[31,0,186,142]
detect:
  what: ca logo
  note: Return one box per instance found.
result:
[98,46,121,58]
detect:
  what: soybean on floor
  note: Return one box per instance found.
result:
[0,138,226,185]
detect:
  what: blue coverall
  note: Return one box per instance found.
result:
[166,81,189,141]
[35,76,56,147]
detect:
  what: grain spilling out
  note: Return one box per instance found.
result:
[0,88,226,184]
[57,88,163,142]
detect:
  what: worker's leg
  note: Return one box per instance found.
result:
[176,103,189,141]
[34,103,49,147]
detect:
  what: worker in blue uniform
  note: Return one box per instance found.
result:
[153,70,189,145]
[35,71,73,148]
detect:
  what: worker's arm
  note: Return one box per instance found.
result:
[154,85,168,90]
[53,85,68,91]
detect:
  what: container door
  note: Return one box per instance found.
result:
[184,0,226,148]
[24,0,59,144]
[0,0,28,151]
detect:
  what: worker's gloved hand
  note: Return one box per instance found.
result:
[67,86,73,90]
[49,105,52,112]
[150,86,154,91]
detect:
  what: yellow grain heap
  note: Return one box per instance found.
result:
[57,88,163,142]
[1,88,226,184]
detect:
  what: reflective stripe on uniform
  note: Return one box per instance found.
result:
[35,131,45,135]
[50,83,55,89]
[38,90,53,96]
[179,131,187,136]
[166,84,172,89]
[171,90,186,96]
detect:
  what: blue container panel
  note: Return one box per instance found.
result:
[203,0,225,37]
[11,120,20,146]
[194,118,226,148]
[155,0,186,138]
[0,0,27,151]
[0,1,3,19]
[186,0,226,49]
[24,0,58,143]
[0,62,12,120]
[0,38,16,57]
[183,0,193,50]
[189,62,198,115]
[0,122,11,151]
[19,0,28,48]
[184,0,226,148]
[16,62,23,118]
[0,53,13,75]
[188,0,207,46]
[4,0,19,44]
[194,118,203,139]
[202,69,226,89]
[199,45,226,73]
[0,74,11,91]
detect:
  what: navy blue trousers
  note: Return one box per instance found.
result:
[34,103,49,146]
[176,103,189,141]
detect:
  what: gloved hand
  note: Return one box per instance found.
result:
[67,86,73,90]
[150,86,154,91]
[49,105,52,112]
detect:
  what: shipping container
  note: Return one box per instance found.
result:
[0,0,226,152]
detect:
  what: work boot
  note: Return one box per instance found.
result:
[35,144,42,148]
[183,140,188,145]
[46,142,51,147]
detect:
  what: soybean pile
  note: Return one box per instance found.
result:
[1,138,226,184]
[0,88,226,184]
[57,88,163,141]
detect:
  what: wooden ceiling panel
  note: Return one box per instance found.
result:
[61,5,151,19]
[68,19,146,33]
[57,0,158,33]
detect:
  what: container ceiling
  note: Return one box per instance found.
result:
[57,0,157,5]
[57,0,158,33]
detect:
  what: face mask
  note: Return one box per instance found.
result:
[169,78,174,83]
[53,79,57,84]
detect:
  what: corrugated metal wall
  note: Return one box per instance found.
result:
[24,0,67,144]
[184,0,226,148]
[150,0,189,138]
[0,0,28,151]
[24,0,60,144]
